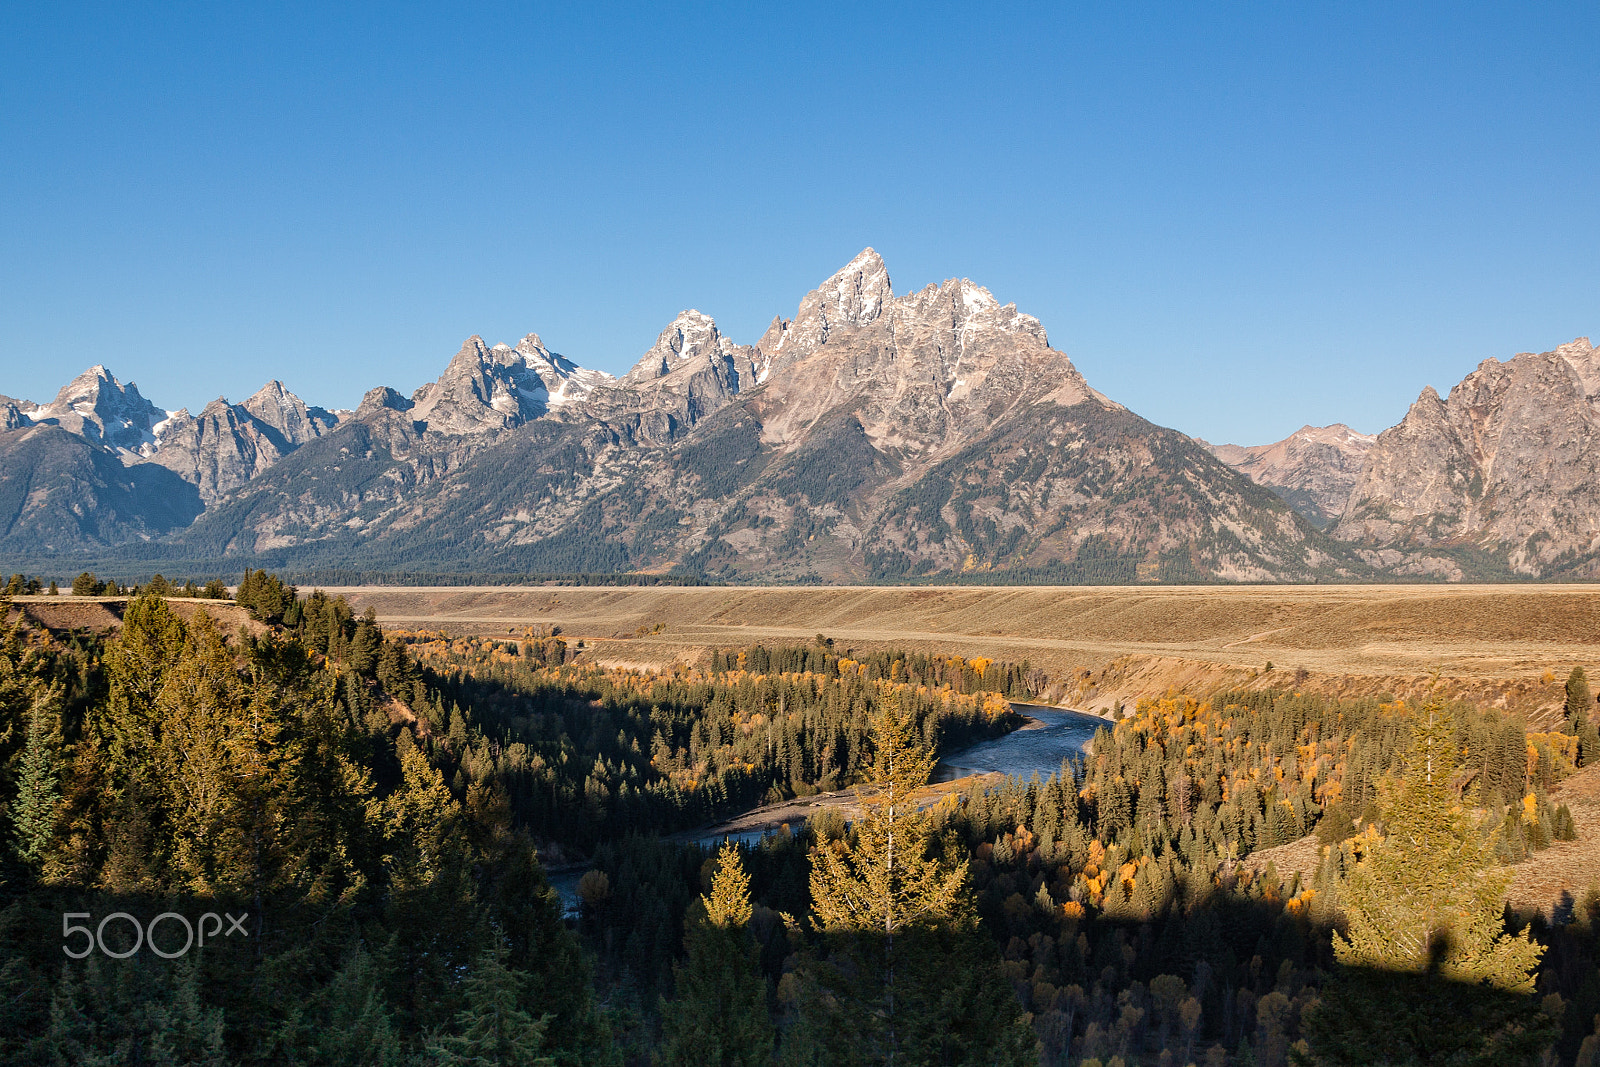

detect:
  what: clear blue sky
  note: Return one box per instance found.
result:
[3,2,1596,445]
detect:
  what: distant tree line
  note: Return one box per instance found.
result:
[5,571,230,599]
[275,569,719,588]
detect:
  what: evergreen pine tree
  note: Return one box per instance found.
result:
[1302,699,1557,1066]
[1333,700,1542,988]
[1566,667,1591,724]
[11,688,60,864]
[147,959,230,1066]
[1565,668,1600,766]
[1554,803,1579,842]
[46,955,228,1066]
[348,609,380,674]
[103,594,189,773]
[792,693,1032,1067]
[383,734,461,887]
[1580,717,1600,768]
[270,942,403,1066]
[808,689,967,934]
[427,941,552,1066]
[152,612,299,898]
[1315,802,1355,846]
[657,841,774,1067]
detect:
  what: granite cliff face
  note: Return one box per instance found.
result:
[143,382,339,504]
[409,333,611,434]
[241,380,340,447]
[751,250,1112,456]
[578,310,761,444]
[0,396,31,431]
[145,398,289,504]
[0,372,338,546]
[1333,337,1600,577]
[20,365,167,453]
[1204,424,1375,528]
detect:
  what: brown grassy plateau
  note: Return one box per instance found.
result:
[325,584,1600,727]
[6,596,263,636]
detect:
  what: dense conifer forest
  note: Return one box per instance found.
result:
[1,576,1598,1065]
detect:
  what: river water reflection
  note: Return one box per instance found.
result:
[931,703,1107,783]
[551,704,1108,915]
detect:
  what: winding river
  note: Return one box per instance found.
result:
[549,703,1108,914]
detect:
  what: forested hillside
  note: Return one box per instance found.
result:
[2,580,1599,1065]
[0,587,614,1064]
[0,583,1041,1063]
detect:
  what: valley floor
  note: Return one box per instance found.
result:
[326,583,1600,726]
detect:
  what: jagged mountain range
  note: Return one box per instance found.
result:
[0,251,1590,581]
[1204,337,1600,579]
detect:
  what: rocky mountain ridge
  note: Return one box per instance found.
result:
[1333,337,1600,578]
[582,310,761,444]
[1202,424,1375,528]
[0,249,1357,581]
[2,253,1590,583]
[1204,338,1600,579]
[176,252,1355,580]
[1,368,342,506]
[408,333,613,435]
[15,365,169,453]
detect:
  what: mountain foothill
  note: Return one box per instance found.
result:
[2,250,1594,582]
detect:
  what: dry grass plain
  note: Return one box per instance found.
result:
[326,584,1600,725]
[6,596,263,636]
